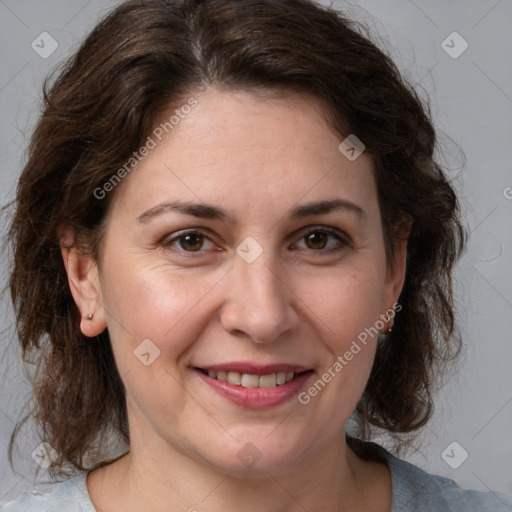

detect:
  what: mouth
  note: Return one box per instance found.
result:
[197,368,302,388]
[194,363,314,409]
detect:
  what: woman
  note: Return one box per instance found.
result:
[2,0,511,510]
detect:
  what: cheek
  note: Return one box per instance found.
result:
[297,264,385,343]
[100,253,226,364]
[293,263,384,406]
[98,257,224,432]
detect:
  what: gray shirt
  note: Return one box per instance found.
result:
[2,442,512,511]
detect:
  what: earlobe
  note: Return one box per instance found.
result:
[80,309,106,338]
[60,231,107,338]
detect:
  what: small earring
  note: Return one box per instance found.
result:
[388,318,394,333]
[86,313,94,320]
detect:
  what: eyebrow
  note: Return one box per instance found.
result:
[136,198,367,224]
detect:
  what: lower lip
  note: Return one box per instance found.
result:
[196,370,314,409]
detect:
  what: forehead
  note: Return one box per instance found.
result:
[108,88,378,224]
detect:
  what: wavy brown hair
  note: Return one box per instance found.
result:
[5,0,466,479]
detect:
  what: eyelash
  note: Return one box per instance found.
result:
[161,227,350,257]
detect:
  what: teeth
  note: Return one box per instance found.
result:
[227,371,242,385]
[204,370,298,388]
[241,374,259,388]
[259,374,277,388]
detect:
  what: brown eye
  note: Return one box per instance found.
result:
[294,228,348,253]
[178,233,204,251]
[305,231,329,250]
[163,230,216,253]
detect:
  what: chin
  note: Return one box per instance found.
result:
[193,429,312,477]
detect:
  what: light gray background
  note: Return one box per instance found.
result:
[1,0,511,505]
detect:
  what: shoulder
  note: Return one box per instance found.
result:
[0,472,95,512]
[362,441,512,512]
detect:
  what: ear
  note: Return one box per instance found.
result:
[380,217,412,329]
[60,228,107,338]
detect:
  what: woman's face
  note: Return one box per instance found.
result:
[78,89,406,475]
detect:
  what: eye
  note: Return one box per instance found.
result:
[163,230,217,252]
[293,228,349,252]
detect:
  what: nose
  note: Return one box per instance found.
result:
[219,250,299,344]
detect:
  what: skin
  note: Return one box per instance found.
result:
[61,88,408,512]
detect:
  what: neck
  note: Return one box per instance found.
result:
[87,432,390,512]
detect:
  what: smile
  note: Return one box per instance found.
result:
[195,364,314,409]
[199,369,299,388]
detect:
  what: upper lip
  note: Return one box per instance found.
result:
[196,363,311,375]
